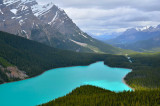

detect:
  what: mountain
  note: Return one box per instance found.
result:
[91,32,121,41]
[107,26,160,45]
[0,0,123,54]
[0,31,111,84]
[105,25,160,52]
[120,34,160,52]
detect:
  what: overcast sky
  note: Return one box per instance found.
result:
[37,0,160,36]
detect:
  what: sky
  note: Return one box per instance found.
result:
[37,0,160,36]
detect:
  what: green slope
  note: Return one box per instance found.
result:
[0,57,13,68]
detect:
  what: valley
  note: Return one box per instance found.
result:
[0,0,160,106]
[0,31,160,106]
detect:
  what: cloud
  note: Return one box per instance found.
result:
[37,0,160,35]
[37,0,160,11]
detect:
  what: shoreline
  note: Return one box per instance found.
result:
[1,61,102,85]
[1,61,135,92]
[122,69,135,91]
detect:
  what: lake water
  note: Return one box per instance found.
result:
[0,62,132,106]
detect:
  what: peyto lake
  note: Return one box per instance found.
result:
[0,62,132,106]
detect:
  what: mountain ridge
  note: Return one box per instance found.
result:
[104,25,160,52]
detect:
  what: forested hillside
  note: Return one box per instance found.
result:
[1,31,160,89]
[0,31,109,83]
[104,53,160,89]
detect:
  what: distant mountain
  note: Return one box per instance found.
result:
[120,34,160,52]
[91,33,121,41]
[105,25,160,52]
[0,0,123,54]
[107,26,160,45]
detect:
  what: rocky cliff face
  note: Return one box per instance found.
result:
[0,65,28,83]
[0,0,122,54]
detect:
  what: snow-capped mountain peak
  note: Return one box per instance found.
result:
[31,2,54,17]
[3,0,20,6]
[134,25,159,32]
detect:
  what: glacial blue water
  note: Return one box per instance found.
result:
[0,62,132,106]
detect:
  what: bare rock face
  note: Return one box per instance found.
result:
[0,65,28,83]
[6,66,28,79]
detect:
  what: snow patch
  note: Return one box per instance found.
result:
[18,0,36,7]
[3,0,20,6]
[16,16,22,19]
[19,19,25,26]
[21,0,35,3]
[12,16,22,19]
[136,26,150,31]
[11,17,16,19]
[31,2,54,17]
[78,32,88,38]
[70,39,87,47]
[22,30,29,39]
[48,11,58,25]
[0,9,4,14]
[21,5,28,11]
[10,9,17,14]
[81,33,88,38]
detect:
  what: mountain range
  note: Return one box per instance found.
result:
[0,0,125,54]
[104,25,160,52]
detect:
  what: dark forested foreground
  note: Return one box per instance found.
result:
[41,85,160,106]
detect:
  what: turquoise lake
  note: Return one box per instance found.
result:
[0,62,132,106]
